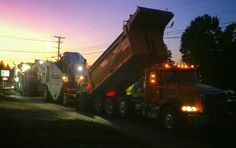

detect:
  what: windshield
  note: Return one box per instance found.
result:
[166,70,198,83]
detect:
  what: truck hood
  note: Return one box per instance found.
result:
[195,84,224,97]
[167,83,224,101]
[167,83,226,113]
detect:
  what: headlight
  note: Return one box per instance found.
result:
[181,105,198,112]
[39,60,44,65]
[78,66,83,72]
[79,76,84,80]
[15,77,19,82]
[22,64,30,72]
[62,76,68,82]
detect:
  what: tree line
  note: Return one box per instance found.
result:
[0,60,11,70]
[180,14,236,91]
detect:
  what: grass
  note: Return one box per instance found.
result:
[0,117,155,147]
[0,95,158,148]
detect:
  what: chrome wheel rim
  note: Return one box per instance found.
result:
[119,101,126,114]
[164,113,174,129]
[63,93,67,105]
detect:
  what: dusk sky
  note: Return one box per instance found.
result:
[0,0,236,67]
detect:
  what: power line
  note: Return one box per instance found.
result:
[63,36,181,54]
[81,51,104,55]
[62,42,111,52]
[0,48,56,53]
[164,20,236,37]
[1,54,56,61]
[65,19,122,36]
[220,21,236,25]
[0,35,57,43]
[170,0,230,14]
[66,29,120,47]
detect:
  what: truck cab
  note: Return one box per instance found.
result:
[146,63,200,110]
[142,63,229,130]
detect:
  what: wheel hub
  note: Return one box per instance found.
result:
[164,113,174,129]
[119,101,126,114]
[106,103,113,114]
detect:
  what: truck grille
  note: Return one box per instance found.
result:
[203,94,227,115]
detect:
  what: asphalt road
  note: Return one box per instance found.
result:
[1,89,236,148]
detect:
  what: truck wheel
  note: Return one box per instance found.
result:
[62,91,68,106]
[161,107,180,132]
[94,96,103,114]
[117,97,129,117]
[42,87,51,102]
[76,93,89,112]
[104,97,116,116]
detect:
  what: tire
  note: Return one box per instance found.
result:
[62,91,68,106]
[161,106,180,132]
[76,93,89,112]
[94,96,103,114]
[42,87,51,102]
[117,97,130,117]
[104,97,116,116]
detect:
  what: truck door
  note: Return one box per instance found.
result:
[157,71,165,101]
[147,70,162,104]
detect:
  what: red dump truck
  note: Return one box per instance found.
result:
[76,7,234,131]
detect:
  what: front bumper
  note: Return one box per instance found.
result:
[184,113,209,125]
[183,111,234,125]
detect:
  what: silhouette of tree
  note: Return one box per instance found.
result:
[161,43,172,62]
[180,14,235,91]
[220,23,236,90]
[0,60,5,69]
[0,60,11,70]
[180,15,222,87]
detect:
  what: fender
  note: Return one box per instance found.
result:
[158,98,181,118]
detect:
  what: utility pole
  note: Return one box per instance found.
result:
[54,36,65,60]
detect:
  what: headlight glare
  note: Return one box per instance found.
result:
[62,76,68,82]
[78,66,83,72]
[181,105,198,112]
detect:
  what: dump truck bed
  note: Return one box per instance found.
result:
[88,7,174,94]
